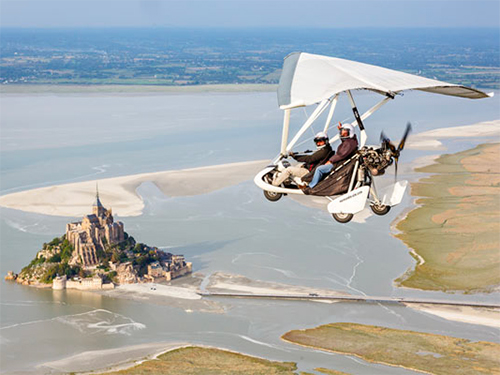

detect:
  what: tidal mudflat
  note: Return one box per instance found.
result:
[396,143,500,293]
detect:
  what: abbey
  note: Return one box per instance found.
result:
[66,190,124,267]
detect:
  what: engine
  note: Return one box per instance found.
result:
[359,146,394,176]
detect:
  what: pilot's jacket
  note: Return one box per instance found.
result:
[292,143,333,171]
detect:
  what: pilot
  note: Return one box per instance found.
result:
[272,132,332,186]
[301,123,358,193]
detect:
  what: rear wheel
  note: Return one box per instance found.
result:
[332,213,353,223]
[370,203,391,216]
[264,190,283,202]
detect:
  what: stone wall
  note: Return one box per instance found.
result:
[52,275,114,290]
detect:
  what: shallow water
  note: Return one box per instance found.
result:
[0,91,499,374]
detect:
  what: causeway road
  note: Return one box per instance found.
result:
[198,292,500,309]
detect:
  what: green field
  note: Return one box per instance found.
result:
[282,322,500,375]
[103,346,297,375]
[395,143,500,293]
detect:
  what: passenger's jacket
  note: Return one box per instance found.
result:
[292,144,333,171]
[328,135,358,164]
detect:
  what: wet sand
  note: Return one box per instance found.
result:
[37,342,190,374]
[406,119,500,150]
[206,272,350,298]
[406,304,500,328]
[0,160,268,217]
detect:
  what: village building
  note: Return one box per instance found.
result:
[147,261,165,278]
[146,255,192,281]
[66,189,124,267]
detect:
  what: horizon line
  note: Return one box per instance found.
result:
[1,26,499,30]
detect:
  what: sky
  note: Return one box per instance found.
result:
[0,0,499,28]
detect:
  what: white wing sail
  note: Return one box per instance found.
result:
[278,52,491,109]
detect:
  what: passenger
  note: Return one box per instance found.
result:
[301,123,358,193]
[272,132,332,186]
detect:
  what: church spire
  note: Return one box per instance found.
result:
[93,183,104,216]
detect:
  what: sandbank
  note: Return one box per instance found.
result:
[116,283,201,300]
[407,303,500,328]
[406,119,500,150]
[37,342,190,374]
[97,274,225,314]
[0,160,268,217]
[206,272,349,298]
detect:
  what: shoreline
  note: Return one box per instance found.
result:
[0,83,277,95]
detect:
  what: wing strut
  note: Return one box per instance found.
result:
[283,99,330,154]
[280,109,291,156]
[323,94,339,133]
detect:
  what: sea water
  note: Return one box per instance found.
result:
[0,91,499,374]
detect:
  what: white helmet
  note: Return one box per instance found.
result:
[313,131,329,144]
[339,123,355,139]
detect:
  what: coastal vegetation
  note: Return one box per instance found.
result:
[282,322,500,375]
[104,346,297,375]
[19,236,81,284]
[395,143,500,293]
[313,369,350,375]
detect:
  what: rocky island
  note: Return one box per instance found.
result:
[6,190,191,289]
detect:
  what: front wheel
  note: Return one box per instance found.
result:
[370,204,391,216]
[332,213,353,223]
[264,190,283,202]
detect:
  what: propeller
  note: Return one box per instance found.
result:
[379,122,412,181]
[394,122,412,180]
[380,131,396,152]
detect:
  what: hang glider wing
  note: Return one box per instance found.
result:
[277,52,492,109]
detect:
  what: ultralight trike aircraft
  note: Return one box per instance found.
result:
[254,52,492,223]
